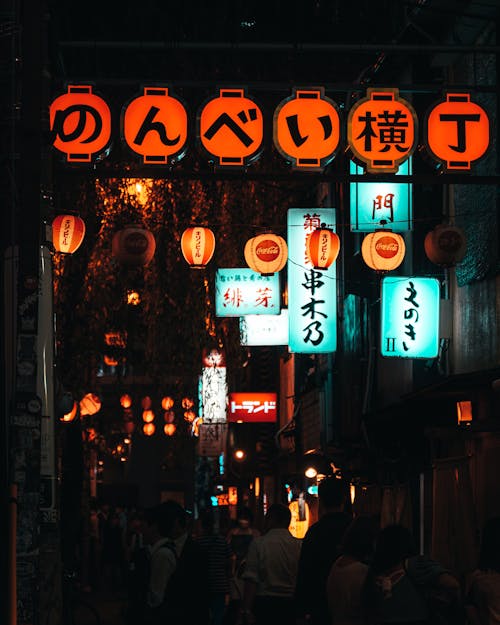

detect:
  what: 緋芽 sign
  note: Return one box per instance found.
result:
[215,269,280,317]
[381,276,440,359]
[287,209,337,353]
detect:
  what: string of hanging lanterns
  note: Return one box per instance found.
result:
[51,214,467,271]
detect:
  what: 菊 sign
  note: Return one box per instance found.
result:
[228,392,277,423]
[350,158,413,232]
[215,269,280,317]
[287,209,337,353]
[381,276,440,359]
[240,310,289,346]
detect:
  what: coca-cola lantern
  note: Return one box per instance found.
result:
[361,231,406,272]
[424,224,467,267]
[181,226,215,268]
[306,227,340,270]
[52,214,86,254]
[112,224,156,267]
[244,233,288,275]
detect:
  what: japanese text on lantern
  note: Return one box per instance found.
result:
[215,269,280,316]
[287,208,337,353]
[381,276,440,359]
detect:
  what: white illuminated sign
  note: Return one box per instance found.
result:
[202,366,228,422]
[240,310,289,346]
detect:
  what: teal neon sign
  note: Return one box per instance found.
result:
[287,208,337,353]
[381,276,440,359]
[350,158,412,232]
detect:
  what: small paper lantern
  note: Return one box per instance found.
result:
[361,231,406,272]
[141,396,152,409]
[80,393,101,416]
[424,224,467,268]
[161,396,174,410]
[142,409,155,423]
[181,397,194,409]
[143,422,155,436]
[306,228,340,270]
[61,400,78,422]
[244,233,288,275]
[164,423,176,436]
[104,355,119,367]
[181,227,215,269]
[112,224,156,267]
[123,421,135,434]
[52,215,86,254]
[184,410,196,423]
[120,394,132,408]
[164,410,175,423]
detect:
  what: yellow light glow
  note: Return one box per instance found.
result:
[305,466,318,479]
[350,484,356,505]
[234,449,245,461]
[254,477,260,498]
[457,400,473,424]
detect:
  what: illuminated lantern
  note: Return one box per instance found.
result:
[142,409,155,423]
[61,401,78,422]
[361,231,406,272]
[164,410,175,424]
[122,86,188,165]
[424,224,467,268]
[120,394,132,408]
[112,224,156,267]
[274,87,341,171]
[244,233,288,275]
[143,423,155,436]
[161,396,174,411]
[49,84,112,163]
[184,410,196,423]
[198,88,264,167]
[306,228,340,270]
[141,396,152,409]
[164,423,176,436]
[127,290,141,306]
[181,397,194,409]
[181,227,215,269]
[80,393,101,416]
[104,355,119,367]
[425,93,490,172]
[52,215,86,254]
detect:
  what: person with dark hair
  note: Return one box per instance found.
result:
[361,524,460,625]
[241,503,302,625]
[196,509,232,625]
[326,515,379,624]
[295,477,352,625]
[466,516,500,625]
[143,500,210,625]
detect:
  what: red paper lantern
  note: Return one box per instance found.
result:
[164,423,176,436]
[60,401,78,422]
[120,394,132,408]
[306,228,340,270]
[244,233,288,275]
[112,224,156,267]
[161,396,174,410]
[79,393,101,416]
[181,227,215,269]
[143,423,155,436]
[142,409,155,423]
[52,215,86,254]
[424,224,467,268]
[361,231,406,272]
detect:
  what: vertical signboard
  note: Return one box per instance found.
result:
[350,158,412,232]
[287,209,337,353]
[381,276,440,358]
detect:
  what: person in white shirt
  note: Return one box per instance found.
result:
[241,503,302,625]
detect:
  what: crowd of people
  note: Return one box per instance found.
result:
[81,479,500,625]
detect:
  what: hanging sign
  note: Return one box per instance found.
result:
[228,392,277,423]
[348,88,417,173]
[49,85,112,163]
[381,276,440,359]
[197,88,264,167]
[215,269,280,316]
[198,423,228,456]
[240,310,289,346]
[425,92,490,172]
[273,88,341,171]
[122,86,188,164]
[287,209,337,353]
[350,158,412,232]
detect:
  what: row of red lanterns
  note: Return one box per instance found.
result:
[52,216,467,271]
